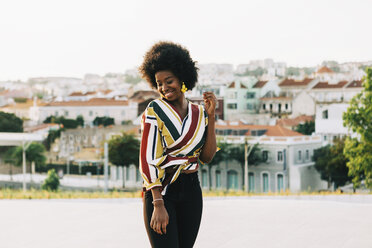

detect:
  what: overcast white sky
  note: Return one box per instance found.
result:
[0,0,371,81]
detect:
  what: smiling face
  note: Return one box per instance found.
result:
[155,70,183,101]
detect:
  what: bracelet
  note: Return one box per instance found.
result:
[152,198,164,204]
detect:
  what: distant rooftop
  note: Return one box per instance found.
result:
[215,122,303,137]
[279,78,313,87]
[253,81,268,88]
[313,81,348,89]
[41,98,129,107]
[317,66,334,74]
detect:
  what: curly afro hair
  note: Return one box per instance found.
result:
[139,41,198,90]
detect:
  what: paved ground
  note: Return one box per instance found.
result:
[0,196,371,248]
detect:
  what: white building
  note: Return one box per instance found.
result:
[31,98,138,126]
[312,80,363,144]
[199,122,328,193]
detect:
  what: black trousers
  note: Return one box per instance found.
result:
[143,172,203,248]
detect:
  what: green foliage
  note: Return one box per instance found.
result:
[108,132,140,167]
[0,112,23,132]
[210,141,261,165]
[343,67,372,188]
[11,142,47,169]
[76,115,84,127]
[313,138,351,188]
[41,169,60,191]
[43,129,64,151]
[295,120,315,135]
[14,97,27,103]
[93,116,115,127]
[43,115,81,129]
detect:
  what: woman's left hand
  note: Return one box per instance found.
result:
[203,92,217,116]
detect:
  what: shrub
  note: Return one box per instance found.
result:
[42,169,60,191]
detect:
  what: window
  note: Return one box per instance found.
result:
[277,174,284,192]
[247,103,254,110]
[277,151,283,162]
[89,111,93,117]
[270,104,273,111]
[246,92,256,99]
[249,172,255,192]
[306,150,309,160]
[55,111,59,116]
[202,170,208,188]
[298,150,302,160]
[126,167,130,181]
[215,170,221,188]
[64,110,69,117]
[227,170,238,190]
[262,173,269,193]
[136,168,141,182]
[263,104,266,110]
[322,110,328,119]
[262,151,268,162]
[227,103,237,109]
[121,110,126,116]
[285,103,288,110]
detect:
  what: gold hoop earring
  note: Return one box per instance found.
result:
[181,82,188,93]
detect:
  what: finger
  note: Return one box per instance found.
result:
[162,222,167,234]
[157,223,163,235]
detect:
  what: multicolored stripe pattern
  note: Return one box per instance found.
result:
[140,99,208,191]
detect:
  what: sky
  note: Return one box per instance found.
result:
[0,0,371,81]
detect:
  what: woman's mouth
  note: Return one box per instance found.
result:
[164,91,174,98]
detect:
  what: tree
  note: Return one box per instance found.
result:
[76,115,84,127]
[42,169,60,191]
[208,141,261,191]
[108,132,140,187]
[0,112,23,132]
[343,67,372,188]
[11,142,47,172]
[229,143,261,190]
[93,116,115,127]
[43,128,64,151]
[295,120,315,135]
[313,138,351,189]
[43,115,80,129]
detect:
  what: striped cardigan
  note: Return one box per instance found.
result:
[139,98,208,193]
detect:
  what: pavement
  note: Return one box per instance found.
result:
[0,196,371,248]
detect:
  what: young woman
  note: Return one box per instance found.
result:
[139,41,217,248]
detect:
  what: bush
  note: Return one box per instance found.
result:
[42,169,60,191]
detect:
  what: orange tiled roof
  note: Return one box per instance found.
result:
[312,81,348,89]
[69,92,85,96]
[41,98,129,107]
[228,82,235,88]
[276,115,314,127]
[346,80,363,88]
[215,124,303,137]
[279,78,313,87]
[260,96,292,101]
[317,66,334,74]
[253,81,268,88]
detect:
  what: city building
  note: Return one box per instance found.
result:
[31,98,138,126]
[198,122,327,193]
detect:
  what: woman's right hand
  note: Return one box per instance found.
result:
[150,203,169,235]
